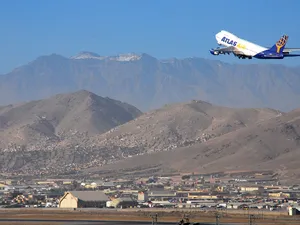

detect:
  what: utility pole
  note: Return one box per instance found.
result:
[150,213,158,225]
[215,212,220,225]
[249,214,254,225]
[184,214,189,224]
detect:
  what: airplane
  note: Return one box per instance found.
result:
[210,30,300,59]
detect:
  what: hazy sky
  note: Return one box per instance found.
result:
[1,0,300,73]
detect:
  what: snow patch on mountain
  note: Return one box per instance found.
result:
[110,53,142,61]
[70,51,106,60]
[71,52,142,61]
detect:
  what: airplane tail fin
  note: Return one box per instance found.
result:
[268,34,289,54]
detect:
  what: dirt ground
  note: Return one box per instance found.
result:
[0,208,299,225]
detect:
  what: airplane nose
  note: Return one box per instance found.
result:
[215,32,222,40]
[215,32,222,44]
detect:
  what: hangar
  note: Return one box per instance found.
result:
[59,191,110,208]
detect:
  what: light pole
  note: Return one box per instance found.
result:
[249,214,254,225]
[215,212,220,225]
[150,213,158,225]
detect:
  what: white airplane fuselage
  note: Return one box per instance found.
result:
[211,30,300,59]
[215,30,267,57]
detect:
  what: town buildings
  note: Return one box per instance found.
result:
[0,172,299,215]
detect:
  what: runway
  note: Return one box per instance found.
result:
[0,219,243,225]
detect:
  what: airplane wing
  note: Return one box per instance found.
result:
[266,47,300,53]
[210,46,249,58]
[282,48,300,57]
[210,46,244,55]
[283,48,300,53]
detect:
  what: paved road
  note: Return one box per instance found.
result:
[1,219,298,225]
[0,220,174,224]
[0,219,246,225]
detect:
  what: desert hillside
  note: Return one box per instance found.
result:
[0,90,142,174]
[0,95,280,177]
[89,100,281,155]
[97,108,300,183]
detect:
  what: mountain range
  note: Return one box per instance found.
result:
[0,90,142,176]
[0,51,300,112]
[98,106,300,184]
[1,52,300,183]
[0,89,299,184]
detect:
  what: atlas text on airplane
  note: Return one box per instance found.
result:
[210,30,300,59]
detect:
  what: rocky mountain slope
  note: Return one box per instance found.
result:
[0,94,281,177]
[0,52,300,112]
[98,107,300,183]
[0,90,142,175]
[89,100,281,156]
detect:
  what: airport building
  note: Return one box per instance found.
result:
[59,191,110,208]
